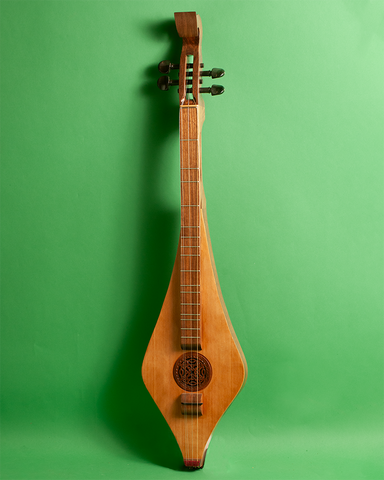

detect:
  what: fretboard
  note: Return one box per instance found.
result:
[179,105,201,350]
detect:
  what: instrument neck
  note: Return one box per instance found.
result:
[179,104,203,350]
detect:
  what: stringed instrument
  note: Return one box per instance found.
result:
[142,12,247,469]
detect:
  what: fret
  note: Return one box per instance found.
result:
[180,166,199,172]
[181,227,199,232]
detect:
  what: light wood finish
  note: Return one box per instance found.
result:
[142,12,247,469]
[142,210,247,467]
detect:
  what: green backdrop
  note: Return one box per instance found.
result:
[1,1,383,479]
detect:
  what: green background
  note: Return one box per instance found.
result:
[1,1,383,479]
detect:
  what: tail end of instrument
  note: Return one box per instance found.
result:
[184,459,201,469]
[183,443,209,469]
[184,458,205,469]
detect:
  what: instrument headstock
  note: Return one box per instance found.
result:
[157,12,225,105]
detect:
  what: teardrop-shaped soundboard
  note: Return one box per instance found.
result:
[142,12,247,469]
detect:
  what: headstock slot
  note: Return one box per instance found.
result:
[175,12,202,105]
[157,13,225,101]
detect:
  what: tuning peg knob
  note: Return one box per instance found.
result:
[157,75,179,91]
[200,84,225,96]
[158,60,179,74]
[200,68,225,79]
[210,68,225,79]
[159,60,205,74]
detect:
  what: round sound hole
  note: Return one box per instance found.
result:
[173,352,212,392]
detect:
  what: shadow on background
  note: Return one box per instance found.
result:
[100,20,184,470]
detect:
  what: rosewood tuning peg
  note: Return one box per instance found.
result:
[158,76,202,91]
[158,60,179,74]
[206,68,225,79]
[185,85,224,95]
[199,84,225,96]
[186,68,225,79]
[158,60,205,73]
[157,75,178,90]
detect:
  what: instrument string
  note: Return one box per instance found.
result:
[188,99,193,463]
[181,91,201,465]
[196,95,200,463]
[187,100,191,463]
[182,100,188,463]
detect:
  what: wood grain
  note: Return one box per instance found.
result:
[142,209,247,467]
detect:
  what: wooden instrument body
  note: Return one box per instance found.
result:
[142,206,247,467]
[142,12,247,468]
